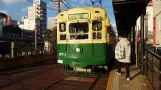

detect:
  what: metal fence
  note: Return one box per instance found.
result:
[136,40,161,90]
[144,49,161,90]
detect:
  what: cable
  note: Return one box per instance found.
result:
[67,1,92,7]
[49,0,72,12]
[90,0,102,7]
[63,0,72,8]
[61,1,71,8]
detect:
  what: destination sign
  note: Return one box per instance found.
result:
[68,13,89,20]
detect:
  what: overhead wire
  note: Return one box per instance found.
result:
[90,0,102,7]
[26,0,72,11]
[26,0,111,13]
[63,0,73,8]
[68,0,92,7]
[61,1,71,9]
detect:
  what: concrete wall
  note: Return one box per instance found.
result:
[18,18,35,31]
[146,4,153,43]
[155,14,161,45]
[153,0,161,45]
[136,4,153,43]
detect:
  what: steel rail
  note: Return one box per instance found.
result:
[0,62,57,76]
[44,75,68,90]
[89,74,101,90]
[0,65,63,89]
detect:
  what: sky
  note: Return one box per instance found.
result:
[0,0,116,25]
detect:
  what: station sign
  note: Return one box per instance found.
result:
[68,13,88,20]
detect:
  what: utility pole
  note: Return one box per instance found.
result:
[58,0,60,13]
[34,25,37,50]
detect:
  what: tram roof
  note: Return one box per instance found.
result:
[62,7,107,15]
[57,7,110,23]
[66,7,105,11]
[112,0,150,35]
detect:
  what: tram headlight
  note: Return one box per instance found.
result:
[75,48,81,53]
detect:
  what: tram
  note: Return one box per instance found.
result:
[57,7,116,71]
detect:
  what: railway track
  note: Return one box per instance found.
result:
[44,72,107,90]
[0,63,110,90]
[0,62,57,76]
[0,63,64,89]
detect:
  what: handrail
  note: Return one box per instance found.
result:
[144,61,161,74]
[145,49,161,60]
[144,49,161,73]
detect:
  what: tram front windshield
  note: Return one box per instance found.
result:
[69,22,88,40]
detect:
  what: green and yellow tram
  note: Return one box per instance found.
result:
[57,7,116,71]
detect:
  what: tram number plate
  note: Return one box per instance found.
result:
[59,53,66,56]
[58,60,63,64]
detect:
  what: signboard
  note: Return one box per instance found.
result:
[69,13,88,20]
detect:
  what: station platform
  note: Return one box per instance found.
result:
[107,65,153,90]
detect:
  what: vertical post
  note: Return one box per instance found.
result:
[136,40,138,67]
[34,25,37,50]
[35,31,37,50]
[11,42,14,58]
[153,18,156,45]
[129,28,133,64]
[133,26,136,65]
[140,13,145,75]
[58,0,60,13]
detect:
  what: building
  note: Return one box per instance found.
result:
[48,17,57,29]
[136,1,153,44]
[33,0,47,38]
[18,0,47,39]
[11,20,18,26]
[153,0,161,45]
[145,1,153,44]
[0,12,11,36]
[18,16,35,31]
[0,13,7,36]
[0,12,35,40]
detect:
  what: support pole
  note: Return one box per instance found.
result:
[11,42,14,58]
[133,26,136,65]
[140,14,145,75]
[58,0,60,13]
[35,31,37,50]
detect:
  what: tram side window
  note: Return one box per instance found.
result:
[93,32,102,39]
[92,21,102,39]
[60,35,66,40]
[92,21,102,31]
[59,23,66,32]
[70,35,76,40]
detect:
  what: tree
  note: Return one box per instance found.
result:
[44,27,57,53]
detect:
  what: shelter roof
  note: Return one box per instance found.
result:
[112,0,150,34]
